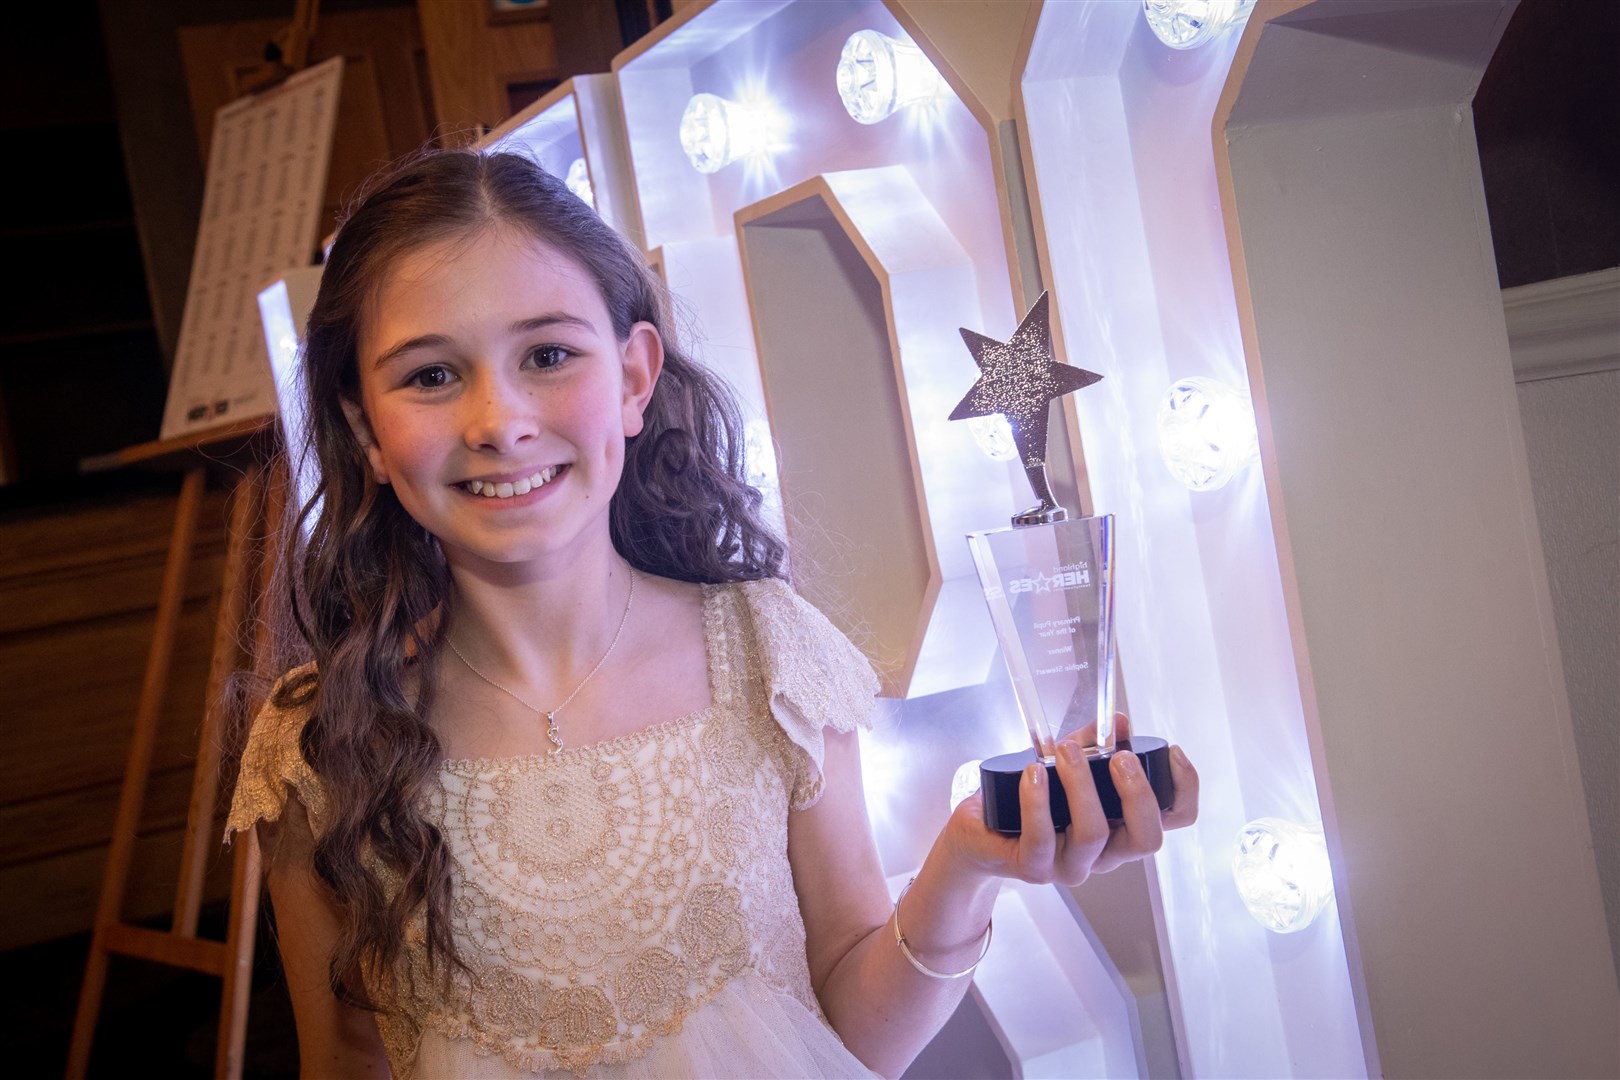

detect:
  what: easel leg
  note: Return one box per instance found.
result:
[215,458,284,1078]
[215,829,262,1080]
[174,465,262,937]
[67,465,208,1079]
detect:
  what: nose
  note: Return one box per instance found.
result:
[461,369,539,454]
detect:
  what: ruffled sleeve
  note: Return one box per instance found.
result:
[737,579,879,811]
[224,664,328,841]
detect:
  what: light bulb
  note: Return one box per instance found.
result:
[1142,0,1257,50]
[743,418,779,495]
[949,760,984,810]
[967,414,1018,462]
[835,29,945,124]
[1156,376,1259,491]
[565,157,594,207]
[679,93,774,173]
[1232,818,1334,933]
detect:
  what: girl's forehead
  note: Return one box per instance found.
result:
[381,226,596,306]
[361,226,606,347]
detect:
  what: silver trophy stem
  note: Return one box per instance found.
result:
[1012,461,1068,527]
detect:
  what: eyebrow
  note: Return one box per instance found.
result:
[371,312,598,369]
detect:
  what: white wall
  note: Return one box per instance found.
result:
[1515,366,1620,982]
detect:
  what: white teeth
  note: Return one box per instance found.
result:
[464,466,563,498]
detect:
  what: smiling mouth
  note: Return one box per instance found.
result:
[459,465,566,499]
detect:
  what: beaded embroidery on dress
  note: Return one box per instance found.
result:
[227,579,880,1078]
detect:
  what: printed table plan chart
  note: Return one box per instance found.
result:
[160,57,342,439]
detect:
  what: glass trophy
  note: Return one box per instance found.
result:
[951,292,1173,834]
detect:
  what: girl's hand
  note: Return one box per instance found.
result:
[941,713,1200,887]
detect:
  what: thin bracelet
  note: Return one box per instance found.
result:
[892,877,994,980]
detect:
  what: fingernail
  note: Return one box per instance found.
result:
[1060,742,1083,765]
[1116,751,1140,779]
[1171,745,1189,767]
[1025,762,1044,787]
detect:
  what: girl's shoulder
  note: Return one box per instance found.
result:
[721,577,861,654]
[225,662,325,842]
[717,578,879,810]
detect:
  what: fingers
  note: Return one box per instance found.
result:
[1113,750,1165,851]
[1087,749,1163,874]
[1052,739,1109,882]
[1162,744,1200,830]
[1016,761,1057,881]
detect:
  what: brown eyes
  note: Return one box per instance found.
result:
[408,365,452,390]
[528,344,573,369]
[403,346,573,391]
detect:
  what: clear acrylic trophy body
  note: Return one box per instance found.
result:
[967,513,1118,759]
[949,292,1172,834]
[968,513,1172,832]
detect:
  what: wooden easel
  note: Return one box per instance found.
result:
[66,416,283,1079]
[67,1,328,1071]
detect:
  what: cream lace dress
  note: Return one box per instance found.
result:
[227,578,882,1078]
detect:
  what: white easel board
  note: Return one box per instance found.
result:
[159,57,342,439]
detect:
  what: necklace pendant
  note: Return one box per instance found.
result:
[545,710,564,754]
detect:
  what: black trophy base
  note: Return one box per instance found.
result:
[980,736,1173,835]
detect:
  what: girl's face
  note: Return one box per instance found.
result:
[348,225,662,576]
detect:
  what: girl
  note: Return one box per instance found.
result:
[227,150,1198,1079]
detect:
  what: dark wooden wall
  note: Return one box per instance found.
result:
[0,481,233,950]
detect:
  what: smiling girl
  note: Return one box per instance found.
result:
[227,150,1197,1079]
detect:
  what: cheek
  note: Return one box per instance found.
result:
[370,412,446,485]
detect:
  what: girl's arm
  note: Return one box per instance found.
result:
[260,795,393,1079]
[791,718,1198,1080]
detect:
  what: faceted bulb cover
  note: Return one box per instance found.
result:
[679,93,773,173]
[1157,376,1259,491]
[1232,818,1334,933]
[743,417,779,495]
[949,759,984,810]
[564,157,594,207]
[679,93,732,174]
[1142,0,1257,50]
[836,29,944,124]
[967,414,1018,462]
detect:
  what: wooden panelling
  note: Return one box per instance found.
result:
[0,484,235,949]
[0,827,232,953]
[0,767,198,866]
[0,490,227,636]
[417,1,560,139]
[0,485,226,579]
[178,7,435,238]
[0,599,221,804]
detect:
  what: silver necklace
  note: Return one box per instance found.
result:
[446,567,637,754]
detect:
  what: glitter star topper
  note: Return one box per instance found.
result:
[949,291,1102,526]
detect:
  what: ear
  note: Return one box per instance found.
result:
[340,396,391,485]
[620,321,665,438]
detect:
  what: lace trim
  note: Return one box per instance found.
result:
[415,958,746,1077]
[735,580,879,810]
[224,663,325,839]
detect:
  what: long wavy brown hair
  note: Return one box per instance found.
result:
[266,149,785,1008]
